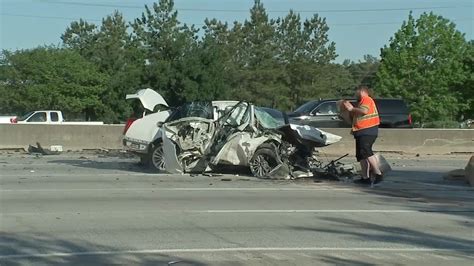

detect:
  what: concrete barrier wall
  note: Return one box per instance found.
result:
[0,124,473,154]
[0,124,124,151]
[321,128,474,155]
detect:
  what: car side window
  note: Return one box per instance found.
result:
[51,112,59,122]
[27,112,47,122]
[314,102,338,115]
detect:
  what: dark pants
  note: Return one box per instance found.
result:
[355,135,377,162]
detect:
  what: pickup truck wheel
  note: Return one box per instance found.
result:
[249,144,280,178]
[148,143,166,172]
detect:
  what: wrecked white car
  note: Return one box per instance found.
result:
[159,101,342,179]
[123,88,171,168]
[123,88,238,171]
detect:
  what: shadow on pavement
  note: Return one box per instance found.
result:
[291,217,474,256]
[0,233,206,266]
[343,167,474,222]
[319,255,379,266]
[48,159,254,177]
[389,169,469,187]
[48,159,157,174]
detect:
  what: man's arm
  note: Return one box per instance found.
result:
[343,101,369,115]
[348,106,369,115]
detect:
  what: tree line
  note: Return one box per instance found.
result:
[0,0,472,125]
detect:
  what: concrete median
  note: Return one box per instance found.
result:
[0,124,124,151]
[0,124,472,154]
[321,128,474,155]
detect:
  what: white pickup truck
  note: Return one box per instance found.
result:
[10,110,104,125]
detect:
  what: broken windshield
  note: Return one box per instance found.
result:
[165,102,213,123]
[255,107,287,129]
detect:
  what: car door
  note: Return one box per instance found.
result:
[306,101,342,128]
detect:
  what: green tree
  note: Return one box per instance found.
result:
[94,12,143,122]
[458,41,474,119]
[376,12,471,124]
[223,0,291,109]
[0,47,108,119]
[63,11,144,122]
[131,0,199,105]
[61,19,98,58]
[344,54,380,90]
[274,10,338,108]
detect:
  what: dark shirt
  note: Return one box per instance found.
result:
[353,125,378,137]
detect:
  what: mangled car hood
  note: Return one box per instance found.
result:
[126,88,169,112]
[287,124,342,146]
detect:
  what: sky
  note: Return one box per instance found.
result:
[1,0,473,62]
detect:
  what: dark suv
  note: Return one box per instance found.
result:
[288,98,412,128]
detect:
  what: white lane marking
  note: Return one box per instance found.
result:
[1,247,472,260]
[0,209,433,216]
[0,187,352,192]
[2,209,471,216]
[200,209,420,213]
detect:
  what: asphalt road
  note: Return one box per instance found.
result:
[0,152,473,265]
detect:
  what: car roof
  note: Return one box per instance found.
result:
[315,98,407,102]
[295,98,409,113]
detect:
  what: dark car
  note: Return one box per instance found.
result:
[288,98,412,128]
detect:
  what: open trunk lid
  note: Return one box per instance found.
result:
[126,88,169,112]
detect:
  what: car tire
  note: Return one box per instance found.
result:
[249,143,281,178]
[146,142,166,172]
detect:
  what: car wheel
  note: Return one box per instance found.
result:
[249,144,280,178]
[148,143,166,172]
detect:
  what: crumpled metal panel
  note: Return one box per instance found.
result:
[211,133,279,166]
[162,126,184,174]
[280,124,342,147]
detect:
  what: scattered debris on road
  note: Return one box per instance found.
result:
[28,142,61,155]
[442,156,474,187]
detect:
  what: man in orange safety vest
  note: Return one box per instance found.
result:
[343,85,383,185]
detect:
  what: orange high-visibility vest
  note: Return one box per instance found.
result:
[352,96,380,131]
